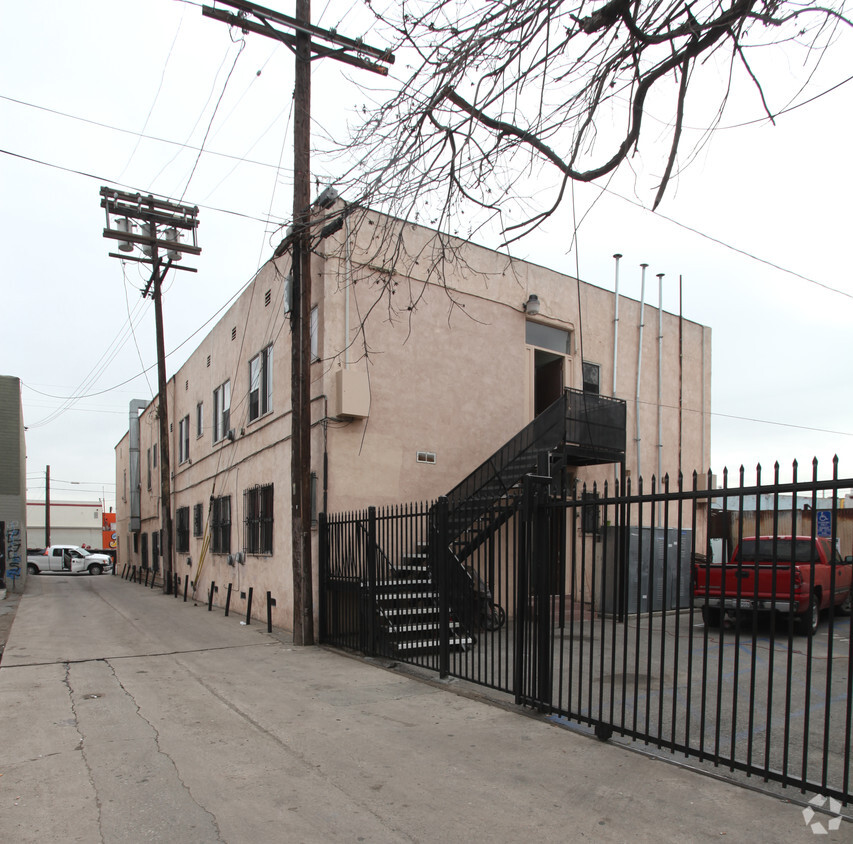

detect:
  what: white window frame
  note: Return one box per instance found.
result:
[178,415,190,464]
[248,345,273,422]
[213,380,231,443]
[310,305,319,362]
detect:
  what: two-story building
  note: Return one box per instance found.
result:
[115,198,712,634]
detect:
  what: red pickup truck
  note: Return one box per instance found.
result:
[694,535,853,635]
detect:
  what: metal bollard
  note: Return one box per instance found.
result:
[245,587,253,625]
[208,581,215,611]
[183,574,189,602]
[225,583,232,617]
[266,591,273,632]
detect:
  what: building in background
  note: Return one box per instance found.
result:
[115,200,712,633]
[0,376,27,591]
[27,500,103,549]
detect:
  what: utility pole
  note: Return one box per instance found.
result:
[100,189,200,593]
[202,0,393,645]
[45,465,50,547]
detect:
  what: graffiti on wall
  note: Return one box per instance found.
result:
[4,520,22,586]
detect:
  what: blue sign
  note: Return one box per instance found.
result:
[817,510,832,538]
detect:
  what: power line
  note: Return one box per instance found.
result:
[0,148,286,226]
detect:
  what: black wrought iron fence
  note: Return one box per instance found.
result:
[320,459,853,804]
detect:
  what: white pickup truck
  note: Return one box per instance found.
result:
[26,545,113,576]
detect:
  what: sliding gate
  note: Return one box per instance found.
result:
[321,462,853,804]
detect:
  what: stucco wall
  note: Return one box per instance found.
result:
[115,206,712,633]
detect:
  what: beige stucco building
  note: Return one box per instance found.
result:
[115,200,711,634]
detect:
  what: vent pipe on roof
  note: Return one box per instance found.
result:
[657,272,665,527]
[635,264,648,482]
[612,253,621,396]
[128,399,148,532]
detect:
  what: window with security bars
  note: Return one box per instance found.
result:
[244,484,274,555]
[193,503,203,537]
[176,506,190,552]
[211,495,231,554]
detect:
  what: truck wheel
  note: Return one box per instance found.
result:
[702,606,722,627]
[27,563,39,575]
[88,563,103,576]
[796,593,820,636]
[838,591,852,617]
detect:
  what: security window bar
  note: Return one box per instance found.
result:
[213,380,231,443]
[178,415,190,464]
[176,506,190,553]
[248,346,273,422]
[244,484,274,555]
[211,495,231,554]
[193,503,203,538]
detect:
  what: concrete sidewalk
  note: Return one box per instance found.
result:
[0,575,842,843]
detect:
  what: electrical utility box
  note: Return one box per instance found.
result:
[598,526,692,615]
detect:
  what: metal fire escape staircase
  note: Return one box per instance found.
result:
[376,389,627,655]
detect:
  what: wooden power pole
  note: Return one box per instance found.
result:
[202,0,393,645]
[100,189,201,593]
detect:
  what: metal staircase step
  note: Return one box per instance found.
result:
[387,621,461,634]
[380,605,440,617]
[377,590,438,601]
[393,636,473,652]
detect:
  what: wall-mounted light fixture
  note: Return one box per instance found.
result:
[524,294,540,316]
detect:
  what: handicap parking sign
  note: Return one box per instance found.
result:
[817,510,832,538]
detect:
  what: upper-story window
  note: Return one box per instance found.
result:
[249,346,273,422]
[196,401,204,439]
[525,320,572,355]
[310,305,319,361]
[178,415,190,463]
[582,361,600,395]
[213,380,231,443]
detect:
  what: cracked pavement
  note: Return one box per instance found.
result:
[0,574,830,843]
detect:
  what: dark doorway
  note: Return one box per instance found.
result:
[534,350,564,416]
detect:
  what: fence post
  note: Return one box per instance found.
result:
[266,591,273,632]
[183,574,189,602]
[245,587,253,625]
[366,507,378,656]
[208,581,215,611]
[436,496,450,679]
[318,512,327,644]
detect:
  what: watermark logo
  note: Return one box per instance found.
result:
[802,794,843,835]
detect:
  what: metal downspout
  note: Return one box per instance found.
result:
[657,272,664,526]
[128,399,148,532]
[635,264,647,482]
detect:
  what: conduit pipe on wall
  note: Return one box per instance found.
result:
[344,214,352,368]
[128,399,148,532]
[657,273,664,527]
[635,264,648,482]
[612,253,621,396]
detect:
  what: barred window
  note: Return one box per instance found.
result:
[193,503,203,538]
[176,506,190,553]
[244,484,274,555]
[211,495,231,554]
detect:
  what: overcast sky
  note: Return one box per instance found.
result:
[2,0,852,513]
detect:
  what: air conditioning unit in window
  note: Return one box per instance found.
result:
[226,429,236,442]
